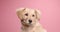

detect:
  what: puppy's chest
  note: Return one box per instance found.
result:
[21,27,46,32]
[21,27,36,32]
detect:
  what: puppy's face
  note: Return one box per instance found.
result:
[16,8,41,26]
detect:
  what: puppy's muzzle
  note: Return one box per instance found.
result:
[28,19,32,24]
[21,19,32,24]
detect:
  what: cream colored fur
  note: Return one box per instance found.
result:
[16,8,47,32]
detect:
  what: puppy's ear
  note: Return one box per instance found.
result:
[16,8,25,19]
[35,9,41,20]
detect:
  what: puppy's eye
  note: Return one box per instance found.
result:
[32,15,35,17]
[25,13,28,16]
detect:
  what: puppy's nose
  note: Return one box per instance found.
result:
[28,20,32,23]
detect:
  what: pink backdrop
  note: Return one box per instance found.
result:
[0,0,60,32]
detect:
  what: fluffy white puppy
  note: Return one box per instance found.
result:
[16,8,47,32]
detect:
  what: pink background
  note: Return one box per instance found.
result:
[0,0,60,32]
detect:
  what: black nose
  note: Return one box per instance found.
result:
[29,20,32,23]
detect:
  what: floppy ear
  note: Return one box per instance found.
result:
[35,9,41,20]
[16,8,25,19]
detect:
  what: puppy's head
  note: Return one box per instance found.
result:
[16,8,41,27]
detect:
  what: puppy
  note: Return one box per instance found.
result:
[16,8,47,32]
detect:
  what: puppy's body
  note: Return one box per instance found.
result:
[21,21,46,32]
[16,8,47,32]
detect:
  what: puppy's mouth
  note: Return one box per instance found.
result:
[21,19,32,27]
